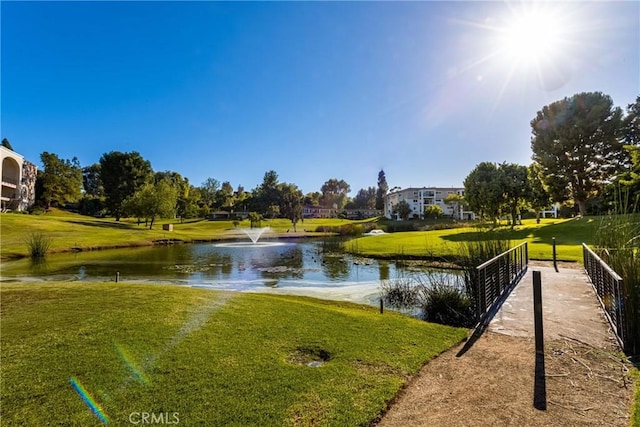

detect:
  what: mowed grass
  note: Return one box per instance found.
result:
[349,218,599,262]
[0,210,375,259]
[0,282,466,426]
[2,210,598,262]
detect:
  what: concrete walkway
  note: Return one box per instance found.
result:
[377,261,630,427]
[488,261,615,348]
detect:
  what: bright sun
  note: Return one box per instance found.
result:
[499,9,564,66]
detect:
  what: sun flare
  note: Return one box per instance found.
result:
[500,10,563,65]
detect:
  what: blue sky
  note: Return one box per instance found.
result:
[2,1,638,195]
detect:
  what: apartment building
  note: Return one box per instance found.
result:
[384,187,476,220]
[0,146,37,211]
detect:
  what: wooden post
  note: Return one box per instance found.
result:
[380,298,384,314]
[533,271,544,355]
[552,237,558,272]
[116,272,120,283]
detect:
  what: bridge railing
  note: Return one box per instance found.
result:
[475,242,528,322]
[582,243,625,349]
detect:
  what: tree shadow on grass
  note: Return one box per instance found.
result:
[66,219,144,230]
[440,218,596,247]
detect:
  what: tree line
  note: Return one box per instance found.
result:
[462,92,639,223]
[11,145,390,229]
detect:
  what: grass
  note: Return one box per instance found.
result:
[0,282,466,426]
[0,209,376,259]
[347,217,598,262]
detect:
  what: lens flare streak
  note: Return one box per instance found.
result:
[70,376,111,424]
[113,343,150,385]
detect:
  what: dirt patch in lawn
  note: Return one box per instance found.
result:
[377,332,636,426]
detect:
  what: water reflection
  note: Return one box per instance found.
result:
[1,241,445,305]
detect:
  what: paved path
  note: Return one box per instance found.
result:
[378,261,628,427]
[488,261,615,348]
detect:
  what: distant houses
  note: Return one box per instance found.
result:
[0,146,37,212]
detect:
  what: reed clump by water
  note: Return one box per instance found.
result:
[379,271,473,327]
[595,211,640,355]
[456,230,511,316]
[25,232,52,259]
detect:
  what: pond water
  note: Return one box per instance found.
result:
[0,240,432,306]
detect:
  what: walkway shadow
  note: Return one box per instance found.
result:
[534,352,547,410]
[456,267,527,357]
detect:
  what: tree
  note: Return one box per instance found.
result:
[123,179,177,229]
[79,163,105,216]
[353,187,377,209]
[320,178,350,209]
[279,182,304,231]
[444,193,464,219]
[376,169,389,210]
[99,151,153,220]
[463,162,503,222]
[200,178,220,209]
[1,138,14,151]
[393,200,412,220]
[252,170,280,214]
[530,92,626,215]
[155,171,189,221]
[424,204,444,218]
[622,95,640,146]
[216,181,235,210]
[500,162,530,227]
[527,163,551,223]
[39,152,83,209]
[304,192,321,207]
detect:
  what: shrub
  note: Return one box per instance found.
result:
[378,271,476,327]
[380,277,423,309]
[418,272,474,327]
[25,232,52,259]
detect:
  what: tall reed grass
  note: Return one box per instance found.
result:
[595,212,640,355]
[456,231,511,317]
[25,232,52,259]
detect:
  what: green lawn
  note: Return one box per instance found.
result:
[348,217,599,262]
[0,210,375,259]
[0,282,466,426]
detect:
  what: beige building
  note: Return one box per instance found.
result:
[384,187,476,220]
[0,146,37,211]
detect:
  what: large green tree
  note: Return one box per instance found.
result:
[352,187,377,209]
[530,92,625,215]
[38,152,83,209]
[320,178,350,210]
[463,162,503,222]
[99,151,153,220]
[500,162,530,227]
[123,178,177,229]
[376,169,388,210]
[527,163,551,222]
[252,170,280,214]
[278,182,304,231]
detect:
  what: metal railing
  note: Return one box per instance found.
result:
[582,243,625,349]
[475,242,528,322]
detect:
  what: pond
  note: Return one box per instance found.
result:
[0,239,432,306]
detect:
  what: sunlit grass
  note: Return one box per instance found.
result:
[0,282,466,426]
[0,210,376,258]
[347,218,597,262]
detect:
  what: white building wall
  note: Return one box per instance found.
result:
[385,187,476,220]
